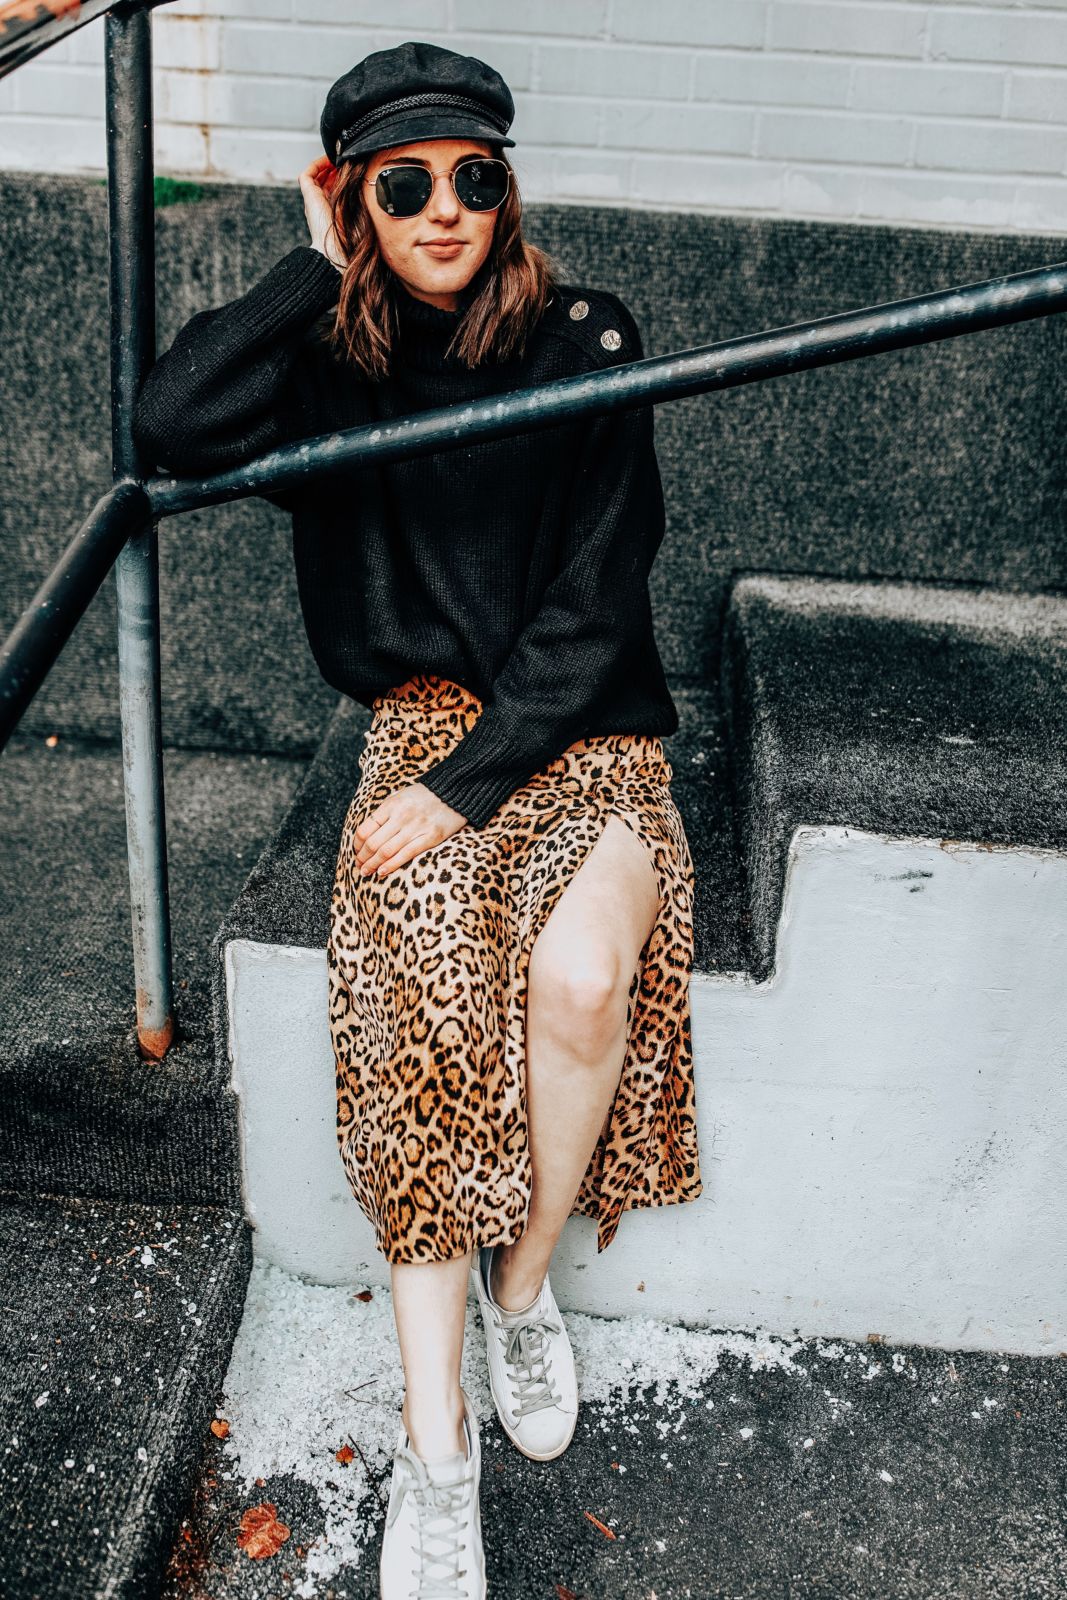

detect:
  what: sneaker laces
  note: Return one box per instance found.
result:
[387,1440,473,1600]
[502,1313,564,1419]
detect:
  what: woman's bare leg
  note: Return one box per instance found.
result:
[491,813,661,1312]
[391,1250,472,1459]
[387,815,659,1442]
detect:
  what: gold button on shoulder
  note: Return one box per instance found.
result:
[600,327,622,350]
[568,299,589,320]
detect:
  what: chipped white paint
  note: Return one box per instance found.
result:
[225,823,1067,1355]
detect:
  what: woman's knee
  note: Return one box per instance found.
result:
[528,938,629,1059]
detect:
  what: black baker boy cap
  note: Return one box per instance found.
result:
[321,40,517,165]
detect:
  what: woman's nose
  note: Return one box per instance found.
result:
[425,172,461,220]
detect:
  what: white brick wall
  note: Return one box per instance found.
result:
[3,0,1067,233]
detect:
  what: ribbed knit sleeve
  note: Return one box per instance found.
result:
[132,244,342,479]
[417,303,666,830]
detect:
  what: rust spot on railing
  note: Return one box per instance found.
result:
[136,997,175,1062]
[0,0,82,32]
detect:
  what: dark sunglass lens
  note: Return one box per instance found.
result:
[453,159,509,212]
[374,167,432,217]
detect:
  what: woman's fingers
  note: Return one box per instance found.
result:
[354,809,401,870]
[300,155,336,197]
[369,830,436,877]
[298,157,335,242]
[360,819,423,876]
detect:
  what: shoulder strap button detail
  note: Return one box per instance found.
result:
[600,327,622,350]
[569,299,589,320]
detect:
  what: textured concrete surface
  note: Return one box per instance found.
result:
[724,574,1067,979]
[160,1316,1067,1600]
[0,733,307,1204]
[0,1189,252,1600]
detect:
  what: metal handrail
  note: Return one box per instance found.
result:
[2,0,1066,1059]
[144,257,1067,518]
[1,482,149,735]
[7,255,1067,735]
[0,0,173,1058]
[0,0,167,77]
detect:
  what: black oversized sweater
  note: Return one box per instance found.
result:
[132,243,678,830]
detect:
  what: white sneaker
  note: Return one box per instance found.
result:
[379,1384,486,1600]
[470,1243,578,1461]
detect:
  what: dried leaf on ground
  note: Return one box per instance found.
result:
[237,1502,291,1560]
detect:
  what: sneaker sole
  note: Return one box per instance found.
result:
[493,1388,578,1461]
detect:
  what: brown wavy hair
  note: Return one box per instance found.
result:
[317,147,559,379]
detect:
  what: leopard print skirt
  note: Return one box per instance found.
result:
[326,671,702,1265]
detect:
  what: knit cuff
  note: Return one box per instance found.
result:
[193,244,342,360]
[287,244,345,303]
[311,244,346,275]
[419,765,517,831]
[417,711,547,830]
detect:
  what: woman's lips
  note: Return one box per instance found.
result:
[420,241,465,256]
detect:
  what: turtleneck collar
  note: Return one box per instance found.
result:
[391,256,494,374]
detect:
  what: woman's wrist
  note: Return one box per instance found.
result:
[311,241,346,273]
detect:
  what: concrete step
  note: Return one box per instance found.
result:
[0,1187,251,1600]
[721,572,1067,980]
[0,735,308,1204]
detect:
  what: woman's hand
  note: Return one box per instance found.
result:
[299,156,348,270]
[354,784,468,877]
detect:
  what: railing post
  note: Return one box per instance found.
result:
[105,1,175,1061]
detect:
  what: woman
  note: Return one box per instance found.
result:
[134,40,702,1600]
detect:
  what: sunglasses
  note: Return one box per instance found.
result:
[364,157,511,219]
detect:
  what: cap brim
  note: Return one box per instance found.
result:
[337,109,515,162]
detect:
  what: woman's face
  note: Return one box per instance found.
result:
[362,137,500,311]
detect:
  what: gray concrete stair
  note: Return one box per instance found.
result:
[721,573,1067,981]
[0,1188,251,1600]
[0,737,301,1596]
[0,735,308,1204]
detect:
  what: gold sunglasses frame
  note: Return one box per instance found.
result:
[361,156,512,218]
